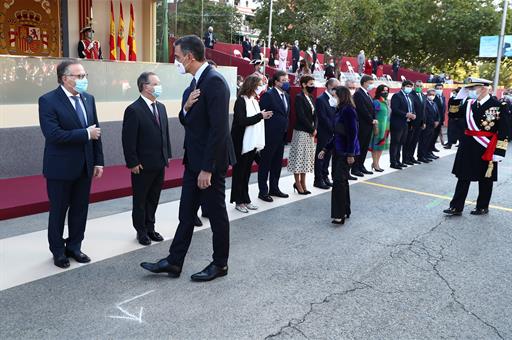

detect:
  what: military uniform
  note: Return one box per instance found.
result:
[445,97,466,148]
[448,95,510,212]
[78,27,102,60]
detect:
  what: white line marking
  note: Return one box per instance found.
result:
[108,290,154,323]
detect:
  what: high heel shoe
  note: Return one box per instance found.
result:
[293,183,308,195]
[372,164,384,172]
[332,218,345,225]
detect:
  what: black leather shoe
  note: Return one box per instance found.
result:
[258,193,273,202]
[470,208,489,215]
[137,233,151,246]
[432,147,440,152]
[148,231,164,242]
[411,159,421,164]
[418,158,432,163]
[398,162,408,168]
[429,154,439,159]
[331,218,345,225]
[390,164,403,170]
[324,178,333,187]
[194,216,203,227]
[444,145,452,149]
[53,255,70,269]
[348,174,358,181]
[314,180,330,189]
[403,161,414,166]
[443,207,462,216]
[64,249,91,263]
[269,190,289,198]
[191,263,228,282]
[351,170,364,177]
[361,168,374,175]
[140,259,181,277]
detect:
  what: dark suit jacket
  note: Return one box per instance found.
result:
[434,95,446,124]
[390,90,414,127]
[242,40,251,58]
[315,92,336,146]
[252,45,261,60]
[39,86,104,180]
[259,87,290,145]
[409,92,426,126]
[122,96,172,171]
[231,96,263,158]
[203,32,216,48]
[294,92,317,134]
[292,46,300,61]
[179,65,236,173]
[353,88,375,129]
[424,100,439,128]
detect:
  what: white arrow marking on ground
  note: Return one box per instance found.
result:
[108,290,155,323]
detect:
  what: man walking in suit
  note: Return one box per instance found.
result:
[404,80,426,165]
[352,75,377,177]
[141,35,236,282]
[390,80,416,169]
[314,78,340,189]
[122,72,172,246]
[203,26,216,49]
[242,36,251,59]
[258,70,291,202]
[38,60,104,268]
[292,40,300,73]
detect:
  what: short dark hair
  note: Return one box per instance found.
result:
[325,78,338,88]
[300,75,315,87]
[137,72,157,92]
[335,86,355,108]
[374,84,389,99]
[57,60,82,84]
[272,70,287,84]
[174,35,205,61]
[402,80,414,87]
[360,75,373,86]
[435,83,444,89]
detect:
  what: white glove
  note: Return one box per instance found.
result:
[88,42,95,50]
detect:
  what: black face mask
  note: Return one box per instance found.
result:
[306,86,315,93]
[381,92,389,99]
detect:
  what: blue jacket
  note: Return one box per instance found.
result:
[325,105,360,157]
[39,86,104,180]
[259,87,290,145]
[390,90,414,127]
[315,92,336,147]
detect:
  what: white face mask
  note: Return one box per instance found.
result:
[427,95,435,101]
[255,85,266,96]
[329,96,338,107]
[468,90,479,99]
[350,89,356,96]
[367,83,375,91]
[175,60,187,75]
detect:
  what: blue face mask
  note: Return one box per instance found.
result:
[435,89,443,96]
[153,85,162,98]
[403,87,412,94]
[281,82,290,91]
[468,90,478,99]
[74,78,88,94]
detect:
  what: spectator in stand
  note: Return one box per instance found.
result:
[252,40,262,60]
[392,56,401,81]
[292,40,300,73]
[288,75,317,195]
[295,59,311,85]
[390,80,416,169]
[242,36,252,59]
[269,41,278,67]
[258,71,291,202]
[278,42,288,71]
[236,75,244,93]
[357,50,365,74]
[417,89,439,163]
[311,44,318,73]
[371,56,379,75]
[403,80,426,165]
[431,83,446,153]
[203,26,216,49]
[445,75,453,84]
[314,78,340,189]
[250,59,268,86]
[318,85,359,225]
[370,85,390,172]
[352,75,377,177]
[364,58,373,75]
[427,72,435,83]
[230,75,273,213]
[376,58,384,79]
[324,59,336,80]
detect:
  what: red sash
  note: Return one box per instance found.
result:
[465,129,497,162]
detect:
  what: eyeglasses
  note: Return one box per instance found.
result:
[67,73,88,80]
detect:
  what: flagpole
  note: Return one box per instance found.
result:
[267,0,273,59]
[175,0,178,36]
[494,0,509,90]
[201,0,204,36]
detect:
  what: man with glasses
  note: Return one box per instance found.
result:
[39,60,104,269]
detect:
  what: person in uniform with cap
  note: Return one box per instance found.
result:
[444,78,510,216]
[250,59,268,87]
[78,26,102,60]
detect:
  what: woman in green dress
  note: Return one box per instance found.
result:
[370,85,390,171]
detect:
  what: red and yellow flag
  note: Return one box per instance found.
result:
[128,2,137,61]
[109,0,116,60]
[117,1,126,60]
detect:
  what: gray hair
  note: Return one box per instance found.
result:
[137,72,157,92]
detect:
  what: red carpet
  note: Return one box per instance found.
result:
[0,159,288,220]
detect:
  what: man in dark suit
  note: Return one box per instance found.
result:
[352,75,377,177]
[404,80,426,164]
[242,36,251,59]
[252,40,262,60]
[314,78,340,189]
[311,44,318,73]
[392,57,400,81]
[203,26,216,49]
[292,40,300,73]
[418,89,439,163]
[122,72,172,246]
[141,35,235,282]
[38,60,104,269]
[390,80,416,169]
[431,83,446,154]
[258,70,291,202]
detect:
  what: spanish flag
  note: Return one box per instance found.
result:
[128,2,137,61]
[109,0,116,60]
[117,1,126,60]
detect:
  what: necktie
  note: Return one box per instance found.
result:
[418,93,423,103]
[71,96,87,127]
[151,103,160,127]
[281,93,287,111]
[406,95,412,113]
[190,78,197,91]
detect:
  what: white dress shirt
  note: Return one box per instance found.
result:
[183,62,209,115]
[61,85,90,139]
